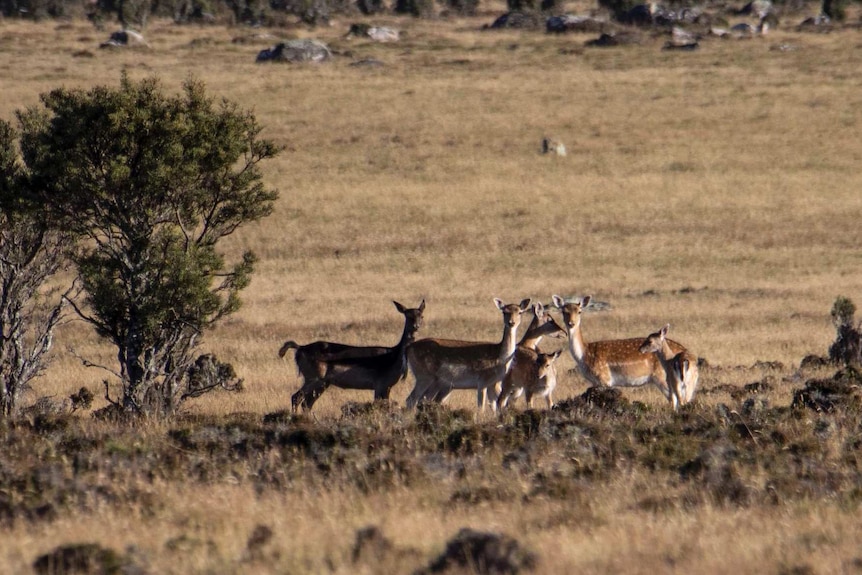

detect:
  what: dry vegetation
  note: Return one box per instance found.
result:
[2,3,862,572]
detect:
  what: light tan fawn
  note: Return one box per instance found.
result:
[551,294,688,407]
[405,298,531,413]
[638,324,699,411]
[497,303,565,411]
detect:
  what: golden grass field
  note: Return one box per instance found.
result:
[2,3,862,572]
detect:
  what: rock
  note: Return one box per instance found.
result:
[487,11,543,30]
[540,138,566,156]
[347,24,400,42]
[256,39,332,63]
[797,13,833,32]
[664,26,699,49]
[546,14,609,34]
[585,31,642,47]
[99,29,148,48]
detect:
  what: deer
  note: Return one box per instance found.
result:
[500,350,562,411]
[551,294,688,407]
[405,298,531,413]
[288,300,425,412]
[279,304,402,390]
[497,302,566,411]
[638,324,700,411]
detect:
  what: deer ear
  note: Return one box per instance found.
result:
[581,295,592,308]
[419,299,426,312]
[552,350,562,360]
[393,301,406,313]
[494,298,505,310]
[661,324,670,338]
[534,302,544,316]
[551,295,565,309]
[519,298,531,311]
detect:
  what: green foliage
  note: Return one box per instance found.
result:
[17,74,279,416]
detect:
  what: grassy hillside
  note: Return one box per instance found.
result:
[2,6,862,572]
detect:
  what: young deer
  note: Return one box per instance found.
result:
[551,294,687,406]
[289,300,425,411]
[405,298,531,413]
[638,324,699,411]
[500,350,562,411]
[497,303,566,411]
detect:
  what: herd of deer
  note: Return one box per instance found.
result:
[278,296,699,414]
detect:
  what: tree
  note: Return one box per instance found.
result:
[0,119,74,419]
[18,74,280,417]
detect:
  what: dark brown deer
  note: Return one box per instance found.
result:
[290,300,425,411]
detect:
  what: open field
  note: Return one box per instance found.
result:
[2,4,862,572]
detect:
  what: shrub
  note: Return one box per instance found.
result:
[18,74,279,417]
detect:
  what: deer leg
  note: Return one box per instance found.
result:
[301,380,330,411]
[406,376,431,408]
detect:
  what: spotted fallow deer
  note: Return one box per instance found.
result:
[639,324,699,411]
[501,350,562,411]
[551,294,687,406]
[405,298,531,413]
[288,300,425,411]
[497,303,566,411]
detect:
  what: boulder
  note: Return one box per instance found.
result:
[487,11,543,30]
[546,14,610,33]
[256,39,332,63]
[347,23,400,42]
[584,30,642,47]
[99,29,148,48]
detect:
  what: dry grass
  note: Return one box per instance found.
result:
[3,5,862,572]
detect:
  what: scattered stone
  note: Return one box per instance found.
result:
[486,11,543,30]
[347,23,400,42]
[585,31,642,47]
[546,14,609,34]
[540,137,566,156]
[256,40,332,63]
[99,29,148,48]
[663,26,699,50]
[797,13,833,32]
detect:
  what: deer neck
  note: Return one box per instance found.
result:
[519,324,546,350]
[396,317,418,351]
[499,321,519,367]
[659,339,676,363]
[567,318,588,364]
[519,315,540,347]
